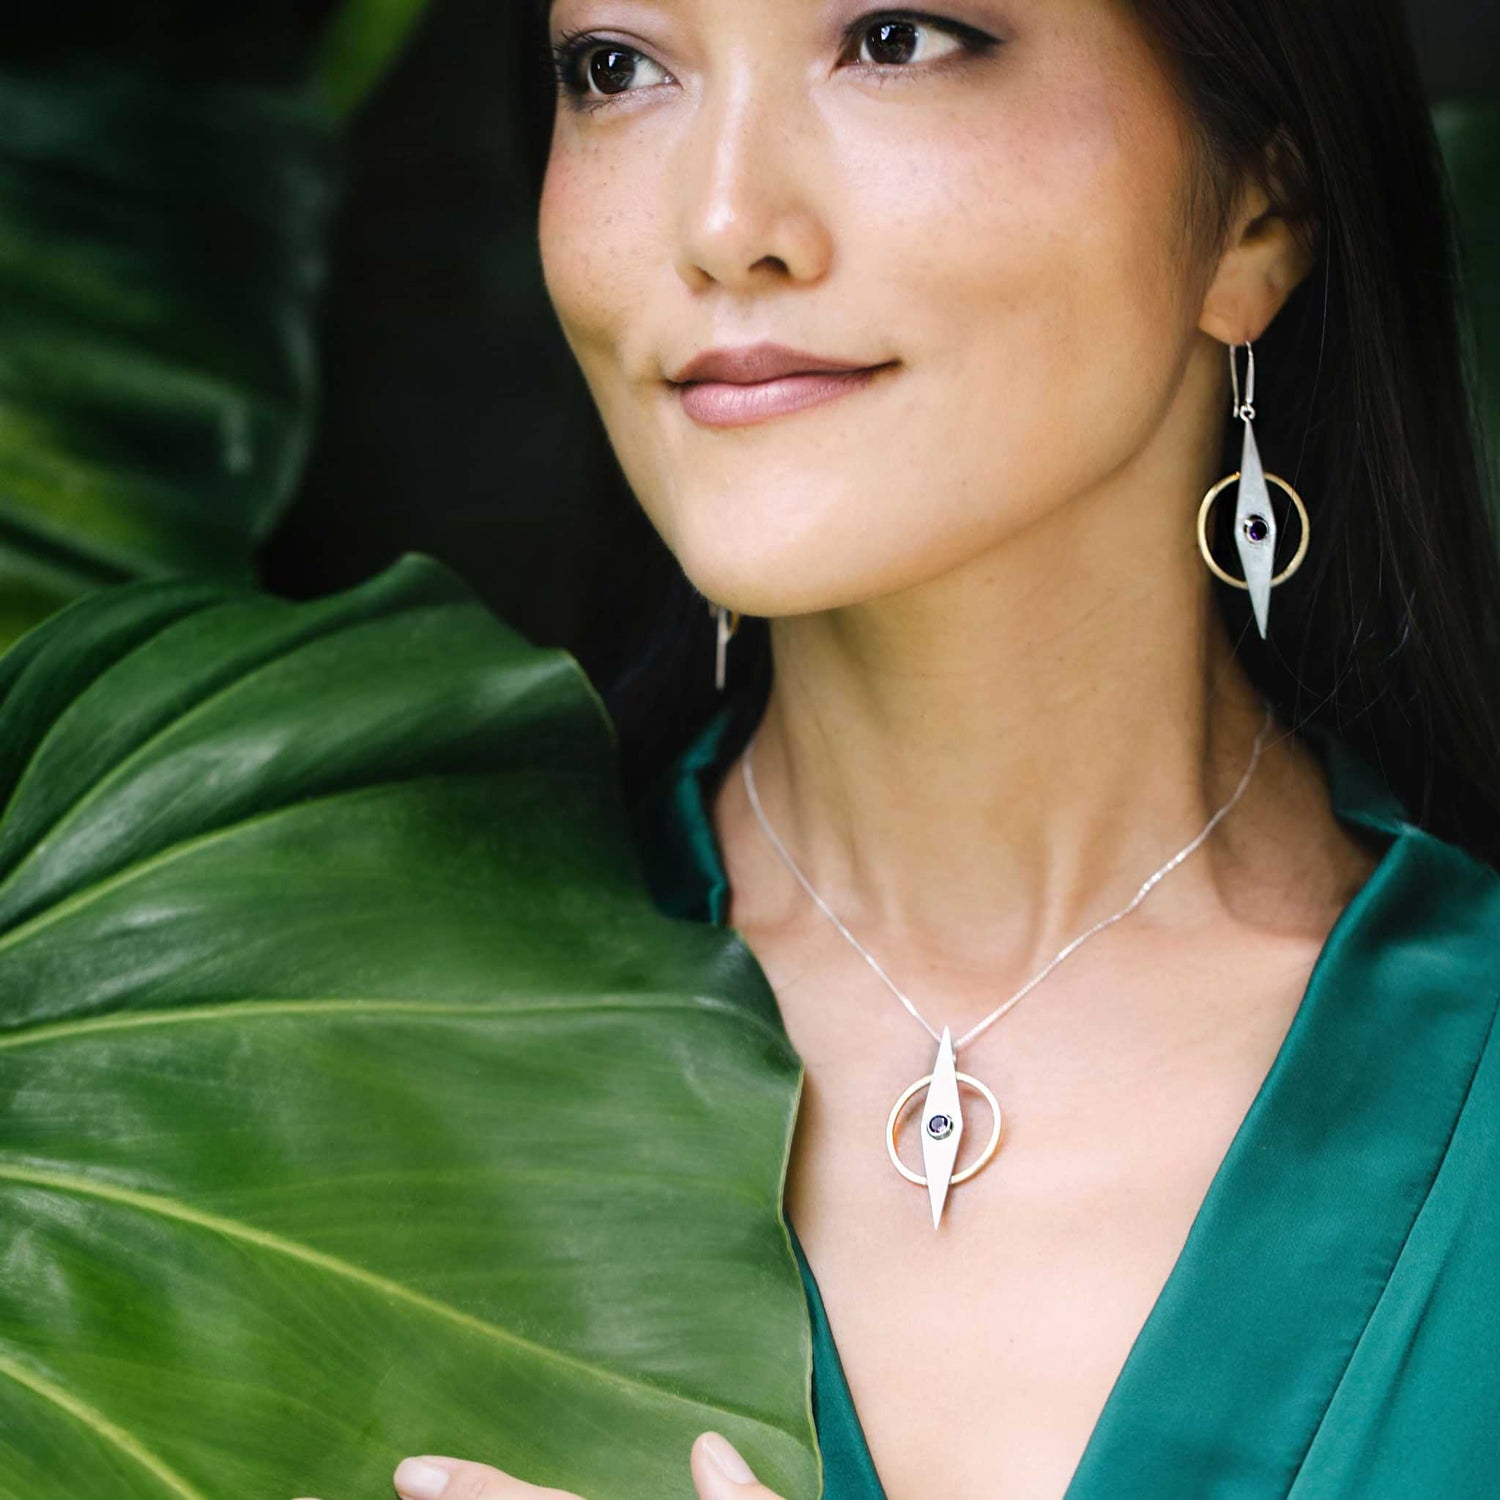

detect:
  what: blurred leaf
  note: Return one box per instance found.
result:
[0,48,336,646]
[316,0,440,119]
[1434,98,1500,492]
[0,551,818,1499]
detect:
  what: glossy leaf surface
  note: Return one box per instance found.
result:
[0,551,817,1499]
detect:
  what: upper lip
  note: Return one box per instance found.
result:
[669,342,881,385]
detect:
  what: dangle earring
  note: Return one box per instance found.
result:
[707,601,741,692]
[1196,340,1311,638]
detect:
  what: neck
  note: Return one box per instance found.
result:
[734,400,1281,975]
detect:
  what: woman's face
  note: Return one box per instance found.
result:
[537,0,1221,615]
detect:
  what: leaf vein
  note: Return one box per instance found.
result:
[0,1345,209,1499]
[0,592,458,907]
[0,1164,759,1420]
[0,993,789,1054]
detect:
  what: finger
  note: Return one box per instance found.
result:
[393,1454,582,1500]
[689,1432,785,1500]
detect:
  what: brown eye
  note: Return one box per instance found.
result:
[549,29,673,109]
[852,16,968,69]
[864,21,921,65]
[588,47,640,96]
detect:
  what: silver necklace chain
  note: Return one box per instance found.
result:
[740,700,1276,1055]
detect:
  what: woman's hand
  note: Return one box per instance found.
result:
[291,1429,787,1500]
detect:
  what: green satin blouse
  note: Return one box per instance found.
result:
[627,688,1500,1499]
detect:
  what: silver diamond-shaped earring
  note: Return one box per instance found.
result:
[1195,340,1311,638]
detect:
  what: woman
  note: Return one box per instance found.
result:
[353,0,1500,1496]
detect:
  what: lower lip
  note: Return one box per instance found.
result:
[675,366,886,428]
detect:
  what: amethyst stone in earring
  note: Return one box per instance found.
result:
[1196,340,1312,638]
[1230,350,1277,636]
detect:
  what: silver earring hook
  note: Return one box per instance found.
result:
[1230,340,1257,421]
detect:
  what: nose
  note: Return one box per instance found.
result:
[672,76,834,293]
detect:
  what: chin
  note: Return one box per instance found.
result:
[662,476,1009,619]
[653,494,820,614]
[671,533,937,620]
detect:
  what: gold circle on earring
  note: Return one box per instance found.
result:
[885,1071,1003,1186]
[1196,471,1311,588]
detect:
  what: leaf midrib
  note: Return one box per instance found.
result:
[0,769,571,956]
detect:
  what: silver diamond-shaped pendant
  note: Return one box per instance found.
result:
[1233,417,1277,639]
[921,1026,964,1228]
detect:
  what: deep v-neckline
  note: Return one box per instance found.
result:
[632,693,1498,1498]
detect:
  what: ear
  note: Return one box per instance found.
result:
[1198,136,1317,345]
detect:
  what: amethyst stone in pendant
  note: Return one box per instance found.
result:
[1243,514,1270,543]
[886,1039,1005,1228]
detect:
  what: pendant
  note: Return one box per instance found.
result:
[886,1026,1004,1229]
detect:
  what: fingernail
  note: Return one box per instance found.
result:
[393,1456,452,1499]
[703,1431,756,1485]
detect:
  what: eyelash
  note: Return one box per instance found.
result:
[544,10,1001,114]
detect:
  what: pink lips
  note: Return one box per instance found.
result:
[668,342,893,429]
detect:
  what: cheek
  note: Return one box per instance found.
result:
[538,140,662,384]
[538,150,612,363]
[539,150,694,589]
[534,23,1204,615]
[841,48,1197,530]
[539,136,683,541]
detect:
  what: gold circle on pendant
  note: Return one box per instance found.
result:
[885,1072,1003,1187]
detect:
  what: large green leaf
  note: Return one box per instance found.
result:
[0,551,819,1499]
